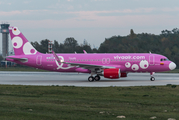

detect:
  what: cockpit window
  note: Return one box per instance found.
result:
[160,58,169,61]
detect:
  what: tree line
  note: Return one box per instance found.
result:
[31,28,179,68]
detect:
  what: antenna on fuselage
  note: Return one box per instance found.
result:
[149,51,152,54]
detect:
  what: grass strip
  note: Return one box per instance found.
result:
[0,85,178,120]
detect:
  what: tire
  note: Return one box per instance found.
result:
[94,75,101,81]
[88,76,94,82]
[150,77,155,81]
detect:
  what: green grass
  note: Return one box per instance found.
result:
[0,85,178,120]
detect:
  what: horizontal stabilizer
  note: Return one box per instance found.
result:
[6,57,28,63]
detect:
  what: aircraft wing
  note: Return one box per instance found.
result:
[52,51,62,63]
[64,62,116,69]
[52,51,117,71]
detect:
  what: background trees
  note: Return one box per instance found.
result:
[31,28,179,68]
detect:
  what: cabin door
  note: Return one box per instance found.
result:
[149,55,154,65]
[36,55,42,66]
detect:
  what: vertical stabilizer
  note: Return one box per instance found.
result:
[9,26,40,55]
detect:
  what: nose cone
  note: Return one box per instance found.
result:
[169,62,176,70]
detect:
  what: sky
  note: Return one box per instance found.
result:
[1,0,179,52]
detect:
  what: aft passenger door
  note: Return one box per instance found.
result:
[36,55,42,66]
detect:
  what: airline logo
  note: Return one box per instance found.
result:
[55,56,73,70]
[114,55,145,60]
[10,27,37,55]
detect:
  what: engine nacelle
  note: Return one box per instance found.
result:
[121,72,127,77]
[103,68,127,79]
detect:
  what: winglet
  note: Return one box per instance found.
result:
[52,51,63,63]
[83,50,87,54]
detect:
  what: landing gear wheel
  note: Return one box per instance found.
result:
[150,77,155,81]
[88,76,94,82]
[94,75,101,81]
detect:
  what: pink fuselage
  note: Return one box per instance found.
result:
[6,53,172,73]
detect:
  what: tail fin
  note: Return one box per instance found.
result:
[9,26,40,55]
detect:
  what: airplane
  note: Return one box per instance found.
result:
[6,26,176,82]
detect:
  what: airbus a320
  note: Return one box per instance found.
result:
[6,27,176,82]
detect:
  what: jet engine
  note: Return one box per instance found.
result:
[102,68,127,79]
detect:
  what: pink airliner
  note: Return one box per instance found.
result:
[6,27,176,82]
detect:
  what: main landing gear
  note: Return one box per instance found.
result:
[150,72,155,81]
[88,75,101,82]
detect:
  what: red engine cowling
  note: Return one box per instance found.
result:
[103,69,127,79]
[121,72,127,77]
[103,68,120,79]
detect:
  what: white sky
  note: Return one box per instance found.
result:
[1,0,179,51]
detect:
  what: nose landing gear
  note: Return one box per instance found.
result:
[150,72,155,81]
[150,77,155,81]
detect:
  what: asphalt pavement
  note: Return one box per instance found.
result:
[0,71,178,87]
